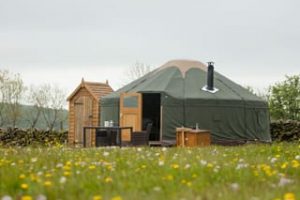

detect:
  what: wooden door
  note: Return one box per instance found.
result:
[74,96,93,146]
[120,93,142,141]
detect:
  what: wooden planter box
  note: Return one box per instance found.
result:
[176,127,211,147]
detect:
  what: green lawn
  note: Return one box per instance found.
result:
[0,143,299,200]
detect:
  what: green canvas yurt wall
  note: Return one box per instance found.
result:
[101,60,271,143]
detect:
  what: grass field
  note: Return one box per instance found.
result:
[0,143,299,200]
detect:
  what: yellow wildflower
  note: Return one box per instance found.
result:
[64,171,71,176]
[93,195,102,200]
[89,165,96,170]
[171,164,179,169]
[19,174,26,179]
[44,181,52,187]
[30,174,37,182]
[207,163,213,168]
[166,174,173,181]
[105,177,113,183]
[66,161,72,166]
[63,165,71,170]
[107,165,113,171]
[291,160,299,168]
[281,162,288,169]
[20,183,28,190]
[284,193,295,200]
[111,196,122,200]
[186,182,192,187]
[21,195,32,200]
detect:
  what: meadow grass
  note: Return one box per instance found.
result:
[0,143,299,200]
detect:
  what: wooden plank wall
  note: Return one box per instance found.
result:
[68,87,100,147]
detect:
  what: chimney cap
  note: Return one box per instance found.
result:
[207,61,214,66]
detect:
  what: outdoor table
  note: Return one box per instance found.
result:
[83,126,133,147]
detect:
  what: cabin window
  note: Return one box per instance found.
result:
[123,96,138,108]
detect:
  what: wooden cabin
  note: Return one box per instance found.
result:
[67,79,113,147]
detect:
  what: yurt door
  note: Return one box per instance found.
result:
[120,93,142,141]
[74,96,93,146]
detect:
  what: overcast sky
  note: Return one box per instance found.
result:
[1,0,299,96]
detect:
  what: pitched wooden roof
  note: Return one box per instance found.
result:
[67,79,113,101]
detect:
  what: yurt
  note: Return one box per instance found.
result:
[100,60,271,144]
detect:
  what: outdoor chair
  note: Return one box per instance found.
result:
[131,123,152,146]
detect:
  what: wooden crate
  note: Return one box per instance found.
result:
[176,127,211,147]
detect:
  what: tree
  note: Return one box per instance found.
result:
[0,71,25,127]
[25,85,44,129]
[244,85,268,101]
[0,70,9,126]
[37,84,67,131]
[268,75,300,120]
[123,61,152,85]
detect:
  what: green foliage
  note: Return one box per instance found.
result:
[0,144,299,200]
[268,75,300,120]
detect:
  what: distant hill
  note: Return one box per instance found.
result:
[0,104,68,130]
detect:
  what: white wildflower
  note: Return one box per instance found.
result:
[153,186,161,192]
[31,157,38,163]
[158,161,164,166]
[295,155,300,160]
[137,148,142,152]
[80,162,87,167]
[270,157,277,163]
[103,152,109,157]
[213,168,219,173]
[36,194,47,200]
[278,177,294,187]
[59,176,67,184]
[230,183,239,191]
[56,163,63,168]
[212,149,218,155]
[1,195,12,200]
[162,147,167,152]
[200,160,207,166]
[184,164,191,169]
[236,163,249,170]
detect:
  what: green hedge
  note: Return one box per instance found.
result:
[270,120,300,142]
[0,128,68,146]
